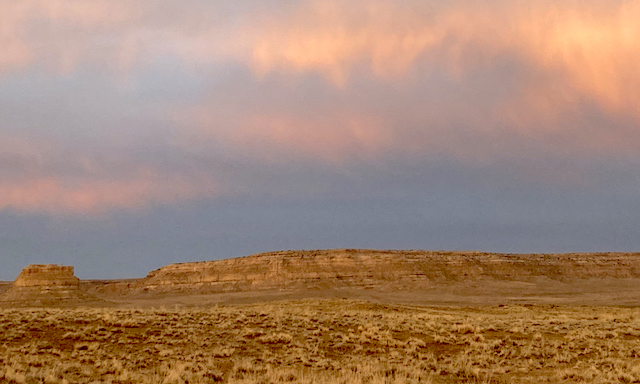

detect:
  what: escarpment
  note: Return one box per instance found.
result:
[4,250,640,306]
[139,249,640,293]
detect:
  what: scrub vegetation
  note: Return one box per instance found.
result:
[1,300,640,383]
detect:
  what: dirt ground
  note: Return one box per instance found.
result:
[82,277,640,308]
[2,271,640,383]
[2,299,640,383]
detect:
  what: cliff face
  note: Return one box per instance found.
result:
[13,265,80,288]
[4,250,640,306]
[140,249,640,293]
[0,265,101,306]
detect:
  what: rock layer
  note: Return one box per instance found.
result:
[140,249,640,293]
[4,250,640,306]
[1,265,102,306]
[13,265,79,288]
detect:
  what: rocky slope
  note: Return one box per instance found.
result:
[138,249,640,293]
[0,282,11,295]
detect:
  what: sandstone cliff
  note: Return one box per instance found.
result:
[1,264,101,306]
[13,265,80,288]
[139,249,640,293]
[5,250,640,307]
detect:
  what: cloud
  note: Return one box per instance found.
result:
[4,0,637,117]
[0,173,216,214]
[179,0,640,164]
[0,2,33,71]
[0,0,139,73]
[246,0,640,116]
[180,106,390,164]
[521,2,640,116]
[0,136,217,214]
[248,0,452,85]
[1,0,640,215]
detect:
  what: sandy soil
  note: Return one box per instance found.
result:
[2,299,640,383]
[74,277,640,308]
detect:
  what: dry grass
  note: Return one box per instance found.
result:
[1,300,640,383]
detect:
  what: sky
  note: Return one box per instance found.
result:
[1,0,639,280]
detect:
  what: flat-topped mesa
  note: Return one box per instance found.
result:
[0,264,105,306]
[141,249,431,292]
[14,265,79,288]
[140,249,640,293]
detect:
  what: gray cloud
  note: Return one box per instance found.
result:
[0,0,639,277]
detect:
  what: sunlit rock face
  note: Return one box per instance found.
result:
[0,264,103,306]
[140,249,640,293]
[13,265,80,288]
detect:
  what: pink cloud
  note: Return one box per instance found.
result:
[2,0,640,202]
[180,107,390,164]
[0,0,174,75]
[0,2,33,71]
[5,0,637,120]
[0,136,217,214]
[172,0,635,131]
[247,0,640,112]
[188,0,640,163]
[0,172,216,214]
[518,2,640,119]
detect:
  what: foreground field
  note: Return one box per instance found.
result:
[1,300,640,383]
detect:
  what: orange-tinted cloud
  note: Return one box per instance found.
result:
[181,107,390,164]
[520,2,640,118]
[254,6,617,84]
[212,0,639,162]
[248,2,441,78]
[2,0,640,209]
[0,136,217,214]
[0,172,216,214]
[0,0,137,73]
[5,0,638,118]
[249,0,639,107]
[0,2,33,71]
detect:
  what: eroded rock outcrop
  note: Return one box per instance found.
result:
[5,250,640,306]
[13,265,80,288]
[139,249,640,293]
[1,264,101,306]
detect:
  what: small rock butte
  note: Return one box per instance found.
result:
[0,264,104,306]
[13,264,79,288]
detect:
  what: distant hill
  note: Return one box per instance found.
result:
[4,249,640,307]
[137,249,640,293]
[0,264,103,306]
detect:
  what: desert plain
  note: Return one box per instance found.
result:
[2,249,640,383]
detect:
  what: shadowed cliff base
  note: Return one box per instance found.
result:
[4,249,640,307]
